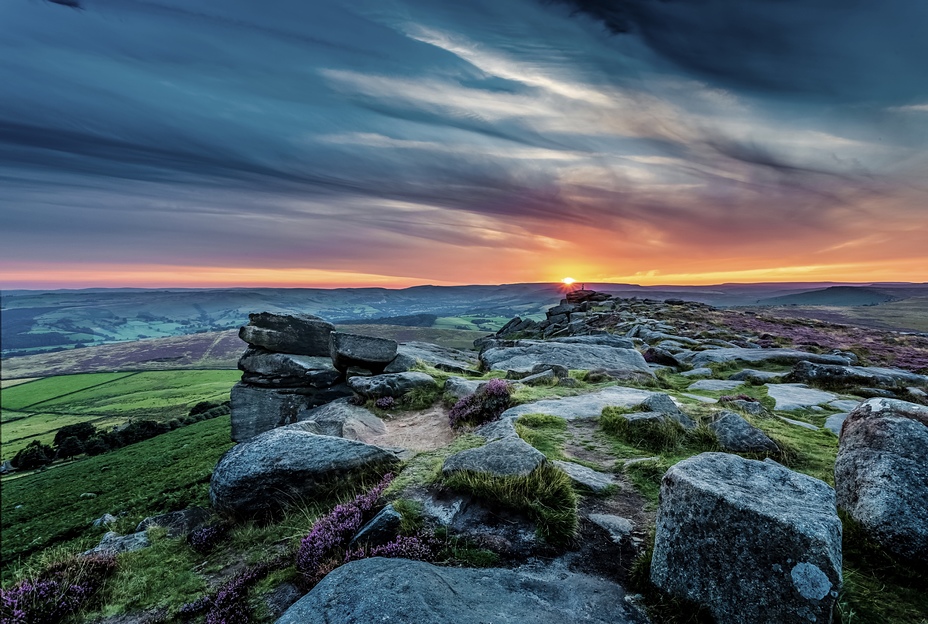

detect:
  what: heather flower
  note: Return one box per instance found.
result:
[188,524,228,554]
[295,473,394,584]
[448,379,512,429]
[344,534,438,564]
[374,396,395,410]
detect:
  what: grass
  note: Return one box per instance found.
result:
[442,462,578,545]
[0,370,238,461]
[1,416,235,580]
[514,413,568,461]
[601,407,689,453]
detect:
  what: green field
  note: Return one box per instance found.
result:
[1,416,234,578]
[0,370,239,461]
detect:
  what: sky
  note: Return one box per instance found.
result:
[1,0,926,289]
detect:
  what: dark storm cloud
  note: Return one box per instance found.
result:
[547,0,928,104]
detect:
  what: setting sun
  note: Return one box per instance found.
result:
[561,277,576,285]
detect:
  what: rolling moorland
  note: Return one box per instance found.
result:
[1,285,927,623]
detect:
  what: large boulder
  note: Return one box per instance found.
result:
[442,436,546,478]
[834,398,928,563]
[239,312,334,356]
[480,341,652,377]
[651,453,842,623]
[786,361,928,389]
[296,398,387,442]
[275,557,646,624]
[210,426,398,517]
[443,376,488,401]
[347,372,437,399]
[386,341,480,374]
[329,332,398,375]
[230,383,312,442]
[683,348,853,368]
[238,348,341,388]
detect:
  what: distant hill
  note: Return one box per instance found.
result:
[757,286,898,307]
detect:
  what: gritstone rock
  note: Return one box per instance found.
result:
[238,312,334,356]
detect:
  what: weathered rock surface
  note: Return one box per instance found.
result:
[786,360,928,389]
[296,398,387,441]
[683,348,852,368]
[136,507,210,537]
[766,383,837,411]
[651,452,842,624]
[238,348,341,388]
[480,341,652,377]
[443,376,487,400]
[687,379,744,392]
[239,312,334,356]
[83,531,150,556]
[329,332,398,374]
[386,341,480,374]
[834,398,928,563]
[588,514,634,543]
[210,427,398,517]
[553,460,615,493]
[549,334,635,349]
[346,371,437,399]
[275,557,647,624]
[709,411,778,453]
[729,369,786,383]
[442,436,546,478]
[230,383,313,442]
[680,367,713,378]
[824,412,849,436]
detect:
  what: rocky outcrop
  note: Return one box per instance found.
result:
[347,371,437,399]
[385,341,480,374]
[275,557,647,624]
[239,312,334,356]
[651,452,842,624]
[238,349,340,388]
[442,437,546,478]
[296,398,387,442]
[329,332,398,375]
[230,383,317,442]
[786,360,928,389]
[709,411,778,453]
[682,348,853,368]
[834,398,928,563]
[210,425,398,517]
[480,341,652,378]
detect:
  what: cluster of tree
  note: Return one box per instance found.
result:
[10,401,231,469]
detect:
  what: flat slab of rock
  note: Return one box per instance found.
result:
[680,367,713,378]
[729,369,785,383]
[210,426,398,517]
[786,360,928,389]
[238,348,340,388]
[687,379,743,392]
[442,436,545,478]
[684,348,852,368]
[549,335,635,349]
[553,460,615,492]
[766,383,837,411]
[777,415,820,431]
[828,399,861,412]
[824,412,849,436]
[275,557,647,624]
[347,371,437,399]
[239,312,334,356]
[709,411,778,453]
[480,341,652,377]
[296,398,387,442]
[651,452,842,624]
[588,514,634,542]
[329,332,398,374]
[835,398,928,563]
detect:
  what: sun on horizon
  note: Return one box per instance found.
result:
[561,277,576,285]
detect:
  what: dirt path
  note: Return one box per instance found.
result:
[367,407,458,451]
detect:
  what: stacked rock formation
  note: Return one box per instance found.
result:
[232,312,399,441]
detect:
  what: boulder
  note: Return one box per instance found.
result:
[683,348,852,368]
[349,504,402,548]
[834,398,928,563]
[210,426,398,517]
[135,507,210,537]
[296,398,387,441]
[239,312,334,356]
[719,397,770,418]
[786,360,928,389]
[766,384,837,411]
[639,393,696,429]
[651,453,842,623]
[83,531,150,556]
[347,372,437,399]
[688,379,743,392]
[729,369,786,383]
[517,369,558,386]
[588,514,634,543]
[238,348,341,388]
[553,460,615,493]
[442,437,546,478]
[230,383,313,442]
[643,346,682,367]
[443,377,487,401]
[680,367,713,378]
[480,341,652,377]
[275,557,646,624]
[329,332,398,374]
[387,341,480,375]
[550,334,635,349]
[709,411,778,453]
[824,412,849,436]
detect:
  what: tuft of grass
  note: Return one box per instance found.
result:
[384,434,484,496]
[510,382,591,405]
[443,462,578,545]
[623,458,671,506]
[514,414,568,461]
[391,499,425,535]
[401,385,442,410]
[601,406,687,453]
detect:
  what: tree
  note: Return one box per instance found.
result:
[53,422,98,447]
[12,441,54,469]
[58,436,84,460]
[84,436,111,456]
